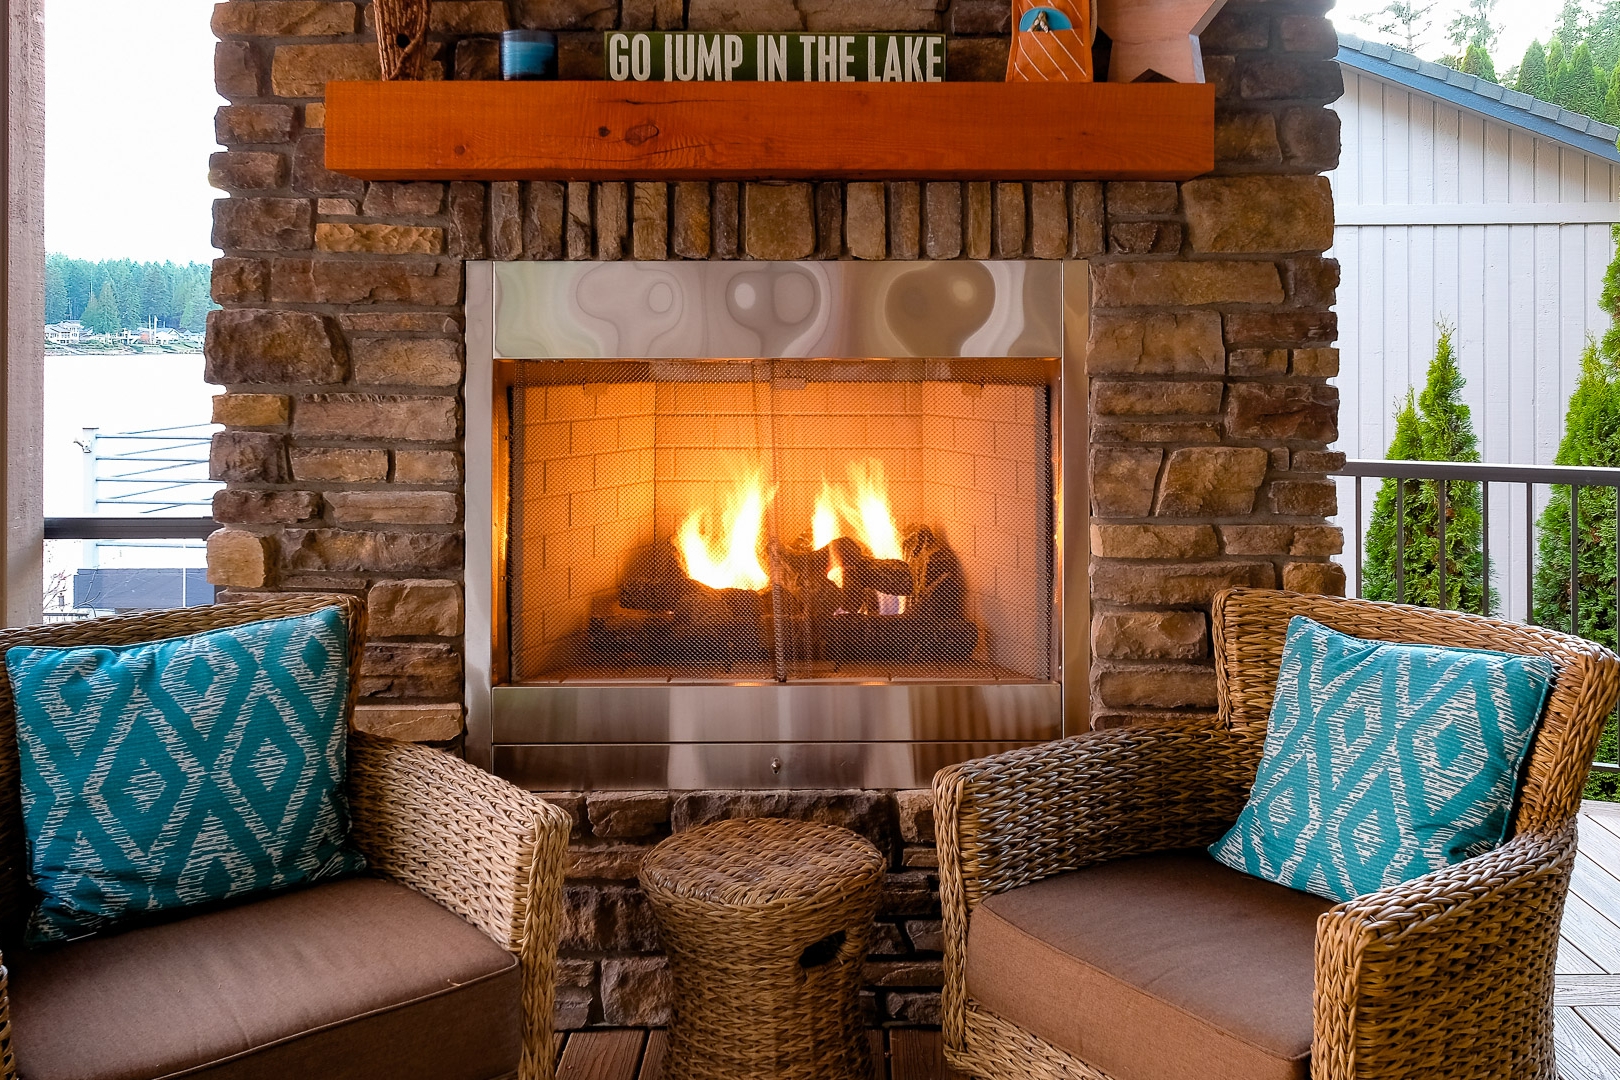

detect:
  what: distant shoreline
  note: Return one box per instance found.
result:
[45,348,203,357]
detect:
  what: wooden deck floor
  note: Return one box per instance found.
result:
[559,803,1620,1080]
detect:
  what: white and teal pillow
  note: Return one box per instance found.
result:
[7,606,365,944]
[1210,615,1555,903]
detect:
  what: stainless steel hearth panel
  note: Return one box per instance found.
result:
[492,682,1060,744]
[494,741,1047,791]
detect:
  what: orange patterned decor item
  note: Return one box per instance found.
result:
[373,0,430,80]
[1006,0,1096,82]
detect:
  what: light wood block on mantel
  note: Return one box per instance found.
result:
[323,80,1215,182]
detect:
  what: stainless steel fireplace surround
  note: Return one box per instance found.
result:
[465,260,1089,788]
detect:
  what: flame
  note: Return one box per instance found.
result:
[811,481,841,551]
[825,541,846,589]
[841,459,904,561]
[676,473,771,591]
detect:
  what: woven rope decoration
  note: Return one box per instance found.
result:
[374,0,430,80]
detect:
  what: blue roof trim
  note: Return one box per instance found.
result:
[1337,33,1620,165]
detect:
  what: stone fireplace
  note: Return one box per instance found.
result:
[205,0,1344,1031]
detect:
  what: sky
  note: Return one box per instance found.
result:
[45,0,224,264]
[1332,0,1558,74]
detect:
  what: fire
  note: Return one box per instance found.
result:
[811,480,841,551]
[811,459,906,589]
[676,473,771,591]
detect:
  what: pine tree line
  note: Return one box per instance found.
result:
[46,256,214,335]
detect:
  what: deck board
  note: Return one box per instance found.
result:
[556,804,1620,1079]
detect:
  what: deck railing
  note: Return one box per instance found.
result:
[1335,459,1620,778]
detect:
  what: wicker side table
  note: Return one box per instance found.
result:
[639,817,886,1080]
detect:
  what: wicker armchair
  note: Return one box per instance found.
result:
[936,588,1620,1080]
[0,594,571,1080]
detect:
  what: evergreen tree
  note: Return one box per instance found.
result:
[1362,327,1492,612]
[1556,0,1589,52]
[1563,42,1605,116]
[1517,41,1550,99]
[139,264,169,326]
[1446,0,1500,52]
[1590,0,1620,71]
[1549,37,1570,103]
[1462,43,1498,82]
[1602,74,1620,124]
[1363,0,1436,52]
[80,283,119,334]
[44,258,70,323]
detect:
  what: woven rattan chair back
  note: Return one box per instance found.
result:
[1212,587,1620,838]
[0,594,366,944]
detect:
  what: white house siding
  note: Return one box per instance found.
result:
[1327,66,1620,618]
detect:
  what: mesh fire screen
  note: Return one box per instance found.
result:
[508,358,1054,683]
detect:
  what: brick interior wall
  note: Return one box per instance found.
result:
[205,0,1346,1029]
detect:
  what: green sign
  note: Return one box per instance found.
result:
[604,32,948,82]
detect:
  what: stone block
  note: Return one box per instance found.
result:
[881,870,939,917]
[950,0,1008,33]
[1088,312,1224,375]
[745,182,815,260]
[896,789,934,843]
[888,182,920,260]
[1290,525,1343,555]
[1105,181,1177,216]
[845,182,887,260]
[1070,181,1104,257]
[945,36,1008,81]
[923,182,961,260]
[212,198,314,251]
[212,393,290,427]
[1093,611,1208,661]
[868,922,907,955]
[513,0,618,29]
[340,312,460,334]
[1283,256,1340,306]
[964,182,992,259]
[207,529,275,588]
[715,182,742,257]
[491,181,523,259]
[362,184,446,221]
[1090,561,1276,606]
[1225,382,1338,442]
[216,41,263,98]
[1098,666,1217,709]
[1290,450,1344,473]
[1183,176,1334,254]
[293,394,458,440]
[281,529,462,573]
[318,199,359,216]
[271,43,380,97]
[449,181,487,259]
[270,258,462,305]
[328,490,459,525]
[315,223,443,255]
[1239,57,1343,102]
[1223,310,1337,348]
[213,258,268,304]
[568,844,647,880]
[1155,446,1269,516]
[633,181,669,259]
[525,181,567,260]
[454,37,502,80]
[1220,525,1293,556]
[1279,106,1341,171]
[395,450,462,484]
[994,182,1025,258]
[1278,15,1339,56]
[865,959,945,987]
[208,151,287,192]
[359,642,462,700]
[213,489,321,525]
[595,182,629,260]
[304,102,326,128]
[1029,181,1067,259]
[562,884,662,952]
[1092,380,1224,417]
[1200,7,1270,51]
[290,446,389,482]
[558,31,607,78]
[431,0,511,32]
[1227,348,1287,376]
[1283,561,1347,596]
[1215,111,1282,165]
[368,579,463,637]
[815,181,843,258]
[1094,419,1221,444]
[1269,479,1337,517]
[1092,261,1285,308]
[352,704,464,742]
[1090,524,1218,559]
[903,846,937,868]
[1090,447,1161,518]
[588,791,672,838]
[350,337,463,386]
[292,133,364,197]
[601,958,672,1027]
[210,431,290,483]
[672,182,711,258]
[622,0,684,29]
[885,992,943,1025]
[1108,221,1181,255]
[1292,346,1339,377]
[206,309,347,386]
[672,791,899,863]
[905,919,944,952]
[212,2,359,36]
[565,181,592,259]
[216,104,296,145]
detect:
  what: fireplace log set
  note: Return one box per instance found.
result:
[591,525,977,666]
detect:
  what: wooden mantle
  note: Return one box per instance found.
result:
[324,80,1215,182]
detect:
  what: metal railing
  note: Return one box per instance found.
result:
[1336,459,1620,777]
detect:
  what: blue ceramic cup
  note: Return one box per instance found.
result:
[502,30,558,80]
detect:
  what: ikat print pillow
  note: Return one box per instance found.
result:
[6,607,365,944]
[1209,615,1555,904]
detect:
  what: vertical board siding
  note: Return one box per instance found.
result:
[1327,69,1620,614]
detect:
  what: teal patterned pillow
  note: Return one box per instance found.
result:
[7,607,365,944]
[1210,616,1555,903]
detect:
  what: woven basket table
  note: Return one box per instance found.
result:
[639,817,887,1080]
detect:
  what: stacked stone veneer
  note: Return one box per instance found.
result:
[205,0,1345,1027]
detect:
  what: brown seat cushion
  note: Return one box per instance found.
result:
[965,848,1331,1080]
[7,876,522,1080]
